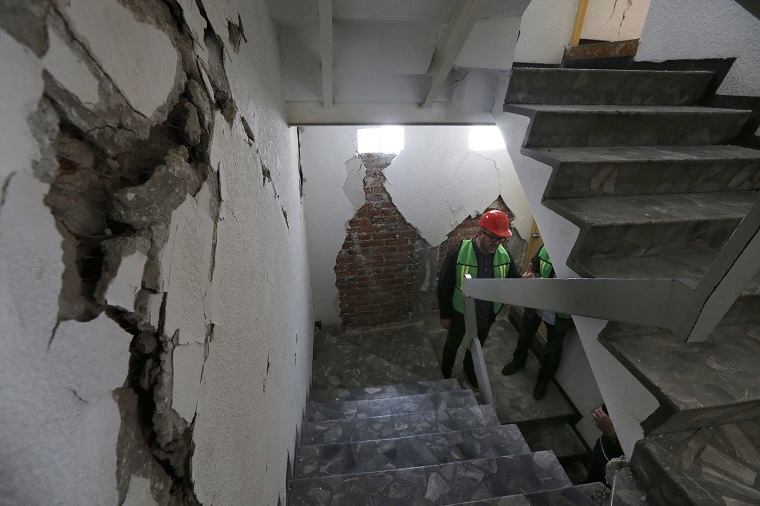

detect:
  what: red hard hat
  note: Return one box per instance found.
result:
[478,210,512,237]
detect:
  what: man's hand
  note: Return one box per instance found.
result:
[522,269,535,279]
[440,318,452,330]
[592,407,616,436]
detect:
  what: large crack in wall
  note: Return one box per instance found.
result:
[0,0,248,502]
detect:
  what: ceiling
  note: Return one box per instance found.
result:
[267,0,532,125]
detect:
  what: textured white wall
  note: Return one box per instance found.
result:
[582,0,651,42]
[300,125,531,325]
[300,127,359,327]
[514,0,578,64]
[189,1,313,504]
[636,0,760,97]
[0,0,313,504]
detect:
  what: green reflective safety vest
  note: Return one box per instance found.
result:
[452,240,510,314]
[537,245,571,319]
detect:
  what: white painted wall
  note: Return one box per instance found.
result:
[494,110,660,456]
[514,0,578,64]
[636,0,760,97]
[300,125,531,326]
[0,1,313,504]
[582,0,652,42]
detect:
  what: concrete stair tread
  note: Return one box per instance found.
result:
[574,252,760,294]
[287,452,572,505]
[549,191,756,259]
[311,332,428,391]
[519,423,588,460]
[530,144,760,164]
[506,104,750,114]
[300,405,501,446]
[295,425,530,478]
[631,419,760,505]
[450,482,609,505]
[331,324,443,381]
[599,322,760,433]
[305,390,478,422]
[482,321,578,426]
[532,144,760,198]
[549,191,757,226]
[309,378,461,404]
[506,67,711,106]
[506,104,750,147]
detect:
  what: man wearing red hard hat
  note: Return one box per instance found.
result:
[436,210,522,390]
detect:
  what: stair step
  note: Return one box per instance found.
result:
[295,425,530,479]
[300,405,500,445]
[574,255,760,327]
[333,324,442,380]
[506,67,712,106]
[520,423,588,461]
[526,145,760,198]
[547,191,757,259]
[287,452,572,505]
[600,323,760,433]
[310,378,460,404]
[451,482,609,505]
[305,390,478,422]
[504,104,751,147]
[311,332,427,391]
[481,321,578,426]
[630,419,760,505]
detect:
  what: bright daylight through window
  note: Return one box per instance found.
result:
[469,125,506,150]
[357,126,405,154]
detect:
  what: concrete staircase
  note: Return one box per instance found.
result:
[502,67,760,505]
[288,328,609,505]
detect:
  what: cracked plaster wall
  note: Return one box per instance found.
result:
[0,0,313,504]
[514,0,649,65]
[636,0,760,97]
[513,0,579,64]
[300,125,531,326]
[581,0,651,43]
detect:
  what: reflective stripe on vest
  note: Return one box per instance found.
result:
[537,245,571,319]
[452,240,510,314]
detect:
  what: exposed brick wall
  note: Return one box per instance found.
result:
[335,154,421,329]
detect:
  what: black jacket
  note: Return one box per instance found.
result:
[437,238,521,328]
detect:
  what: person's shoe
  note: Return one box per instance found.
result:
[464,371,480,392]
[501,361,524,376]
[533,379,549,400]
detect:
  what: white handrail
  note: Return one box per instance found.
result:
[462,196,760,343]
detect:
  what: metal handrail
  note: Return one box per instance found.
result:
[460,196,760,406]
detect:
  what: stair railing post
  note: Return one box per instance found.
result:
[463,275,495,405]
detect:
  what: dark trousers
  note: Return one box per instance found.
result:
[441,318,491,379]
[512,308,573,380]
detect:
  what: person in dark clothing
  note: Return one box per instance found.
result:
[585,404,624,486]
[437,210,522,390]
[501,244,574,400]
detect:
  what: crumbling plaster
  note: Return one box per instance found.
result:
[1,0,313,504]
[636,0,760,97]
[300,125,531,326]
